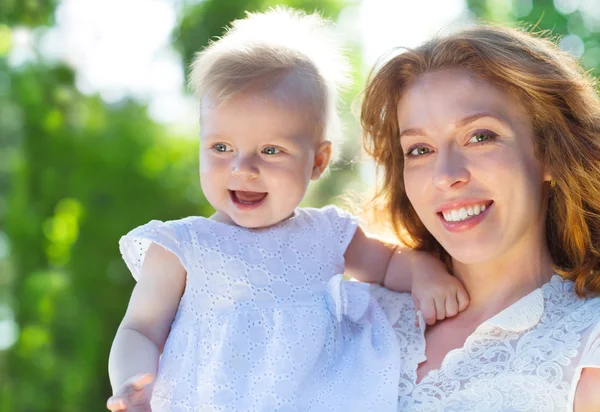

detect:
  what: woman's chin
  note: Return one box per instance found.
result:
[443,244,497,266]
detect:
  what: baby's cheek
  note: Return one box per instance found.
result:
[265,163,299,184]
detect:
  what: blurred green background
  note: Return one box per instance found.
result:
[1,0,598,410]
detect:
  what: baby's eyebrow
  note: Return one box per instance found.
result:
[266,132,307,145]
[200,133,227,140]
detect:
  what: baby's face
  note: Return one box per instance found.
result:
[199,92,329,228]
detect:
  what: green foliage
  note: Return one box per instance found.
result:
[2,60,208,410]
[6,0,597,410]
[175,0,348,81]
[0,0,59,26]
[467,0,600,75]
[1,1,351,411]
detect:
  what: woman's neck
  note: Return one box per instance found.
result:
[451,242,555,320]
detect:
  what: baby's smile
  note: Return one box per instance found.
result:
[229,190,268,210]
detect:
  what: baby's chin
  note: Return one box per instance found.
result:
[229,212,284,229]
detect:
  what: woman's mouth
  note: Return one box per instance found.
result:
[229,190,268,210]
[437,200,494,232]
[440,201,491,222]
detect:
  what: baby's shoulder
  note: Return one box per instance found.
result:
[119,216,211,279]
[124,215,207,242]
[295,205,358,232]
[297,204,355,221]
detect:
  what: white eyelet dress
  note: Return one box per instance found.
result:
[119,206,401,412]
[370,275,600,412]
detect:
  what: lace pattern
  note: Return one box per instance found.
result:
[119,206,401,411]
[371,275,600,412]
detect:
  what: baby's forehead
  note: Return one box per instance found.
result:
[204,69,325,111]
[201,91,317,122]
[267,69,325,107]
[200,90,323,142]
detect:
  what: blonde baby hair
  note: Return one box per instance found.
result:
[189,7,350,155]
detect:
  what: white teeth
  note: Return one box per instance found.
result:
[442,203,489,222]
[451,210,459,221]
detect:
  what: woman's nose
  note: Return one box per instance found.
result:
[432,148,470,190]
[232,155,259,179]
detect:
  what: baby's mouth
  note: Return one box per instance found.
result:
[230,190,268,205]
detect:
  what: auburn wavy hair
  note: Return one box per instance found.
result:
[361,25,600,297]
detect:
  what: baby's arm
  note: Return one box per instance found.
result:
[345,226,469,324]
[343,226,404,288]
[107,243,186,411]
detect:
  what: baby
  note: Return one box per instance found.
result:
[107,8,468,412]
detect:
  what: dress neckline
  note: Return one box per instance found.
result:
[196,208,302,231]
[415,273,568,385]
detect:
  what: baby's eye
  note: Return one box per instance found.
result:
[262,146,281,155]
[213,143,232,153]
[407,146,431,157]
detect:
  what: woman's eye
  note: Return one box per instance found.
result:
[468,130,497,144]
[407,146,431,157]
[262,146,281,155]
[213,143,231,153]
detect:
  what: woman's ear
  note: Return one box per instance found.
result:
[311,140,332,180]
[543,166,553,187]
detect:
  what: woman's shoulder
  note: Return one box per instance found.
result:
[544,274,600,315]
[541,275,600,362]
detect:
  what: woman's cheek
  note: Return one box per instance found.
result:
[404,164,429,204]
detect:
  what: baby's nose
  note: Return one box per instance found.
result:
[232,157,259,179]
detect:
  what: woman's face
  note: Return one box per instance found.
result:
[397,69,552,265]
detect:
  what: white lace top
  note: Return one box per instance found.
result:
[119,206,401,412]
[371,275,600,412]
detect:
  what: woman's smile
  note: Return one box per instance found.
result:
[437,201,494,233]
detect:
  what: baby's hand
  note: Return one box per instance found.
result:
[107,373,154,412]
[410,256,469,326]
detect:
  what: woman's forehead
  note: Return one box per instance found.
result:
[396,70,528,129]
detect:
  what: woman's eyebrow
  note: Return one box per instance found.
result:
[399,112,510,140]
[399,127,427,140]
[455,112,509,128]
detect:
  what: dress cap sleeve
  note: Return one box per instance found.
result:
[568,299,600,410]
[321,205,360,255]
[579,317,600,369]
[119,219,189,281]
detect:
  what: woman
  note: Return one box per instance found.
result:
[361,25,600,411]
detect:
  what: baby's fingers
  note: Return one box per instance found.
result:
[434,297,446,322]
[108,373,154,411]
[107,396,127,411]
[420,299,438,325]
[445,295,459,318]
[457,287,470,312]
[118,373,153,398]
[412,297,421,327]
[125,373,154,393]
